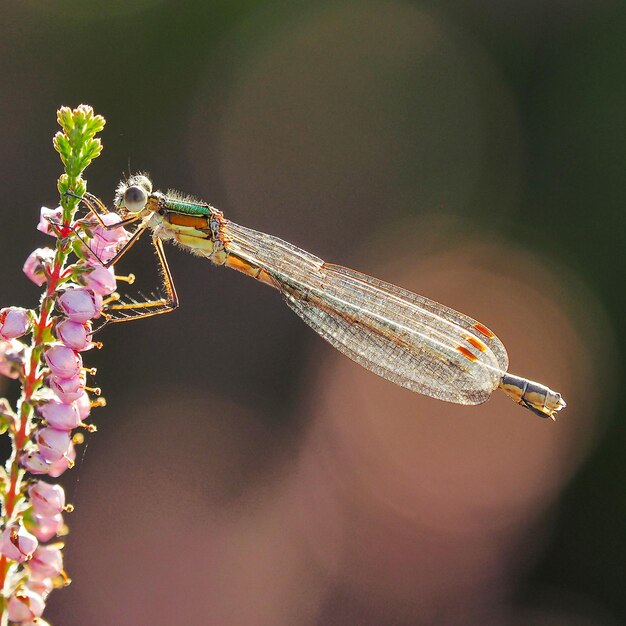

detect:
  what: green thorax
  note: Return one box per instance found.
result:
[162,194,215,217]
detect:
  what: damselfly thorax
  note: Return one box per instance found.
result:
[123,181,277,286]
[78,174,567,420]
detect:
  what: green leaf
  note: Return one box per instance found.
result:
[57,106,74,132]
[0,398,15,434]
[53,132,71,161]
[55,105,106,192]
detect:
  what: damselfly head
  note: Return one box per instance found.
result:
[115,174,153,215]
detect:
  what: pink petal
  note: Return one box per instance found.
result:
[31,512,64,542]
[47,442,76,478]
[26,575,54,597]
[35,427,72,463]
[20,451,51,475]
[30,544,63,579]
[56,287,103,322]
[44,345,82,379]
[48,372,86,403]
[23,247,54,286]
[7,589,45,621]
[0,339,26,379]
[81,264,117,296]
[39,400,81,430]
[0,523,38,562]
[0,307,31,340]
[85,239,119,264]
[28,481,65,516]
[91,212,131,245]
[55,319,93,351]
[75,392,92,420]
[37,206,63,236]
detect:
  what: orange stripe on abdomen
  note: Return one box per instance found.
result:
[225,255,276,288]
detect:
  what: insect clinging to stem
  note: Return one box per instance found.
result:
[73,174,567,420]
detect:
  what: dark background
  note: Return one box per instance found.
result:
[0,1,624,624]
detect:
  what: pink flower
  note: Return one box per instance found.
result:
[47,442,76,478]
[31,513,64,541]
[86,239,118,264]
[30,544,63,579]
[23,247,55,286]
[55,319,93,351]
[37,206,63,236]
[85,213,130,264]
[49,371,86,403]
[80,264,117,296]
[56,287,102,322]
[26,575,54,597]
[35,427,72,463]
[75,392,91,420]
[0,339,26,379]
[7,589,45,622]
[0,523,38,562]
[39,400,81,430]
[28,481,65,516]
[0,307,31,340]
[44,345,82,379]
[20,451,50,475]
[91,213,130,246]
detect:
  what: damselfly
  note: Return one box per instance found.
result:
[77,174,566,419]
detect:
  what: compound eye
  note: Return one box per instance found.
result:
[123,185,148,212]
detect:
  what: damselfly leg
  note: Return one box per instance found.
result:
[74,192,179,323]
[103,235,179,323]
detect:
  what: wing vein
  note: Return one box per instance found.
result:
[224,221,508,405]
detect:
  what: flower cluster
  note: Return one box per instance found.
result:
[19,205,130,480]
[0,106,128,623]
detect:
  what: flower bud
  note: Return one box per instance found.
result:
[35,427,72,463]
[0,307,31,340]
[27,575,54,598]
[20,451,51,475]
[80,264,117,296]
[30,544,64,579]
[55,319,93,351]
[47,442,76,478]
[91,212,131,246]
[28,481,65,516]
[87,239,118,264]
[0,339,26,379]
[23,247,55,286]
[49,371,86,403]
[75,392,91,420]
[7,589,45,622]
[0,523,38,562]
[39,400,81,431]
[44,345,82,379]
[37,206,63,236]
[31,513,64,541]
[56,287,103,322]
[84,213,130,264]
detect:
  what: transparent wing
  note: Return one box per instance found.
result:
[224,221,508,405]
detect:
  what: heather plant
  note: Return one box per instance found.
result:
[0,105,130,625]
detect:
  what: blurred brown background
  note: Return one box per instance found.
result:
[0,1,625,624]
